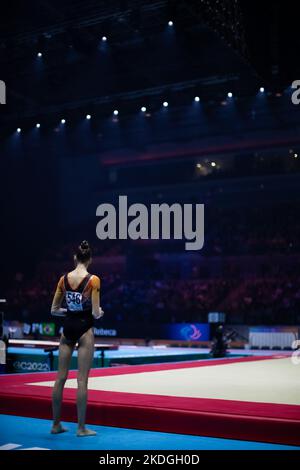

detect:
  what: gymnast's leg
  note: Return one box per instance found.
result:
[51,336,74,434]
[76,328,95,436]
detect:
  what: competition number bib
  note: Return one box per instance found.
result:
[66,291,83,312]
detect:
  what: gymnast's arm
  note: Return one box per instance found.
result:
[51,276,67,317]
[91,275,104,319]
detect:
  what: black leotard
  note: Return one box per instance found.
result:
[63,274,94,343]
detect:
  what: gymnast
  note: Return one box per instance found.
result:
[50,240,103,436]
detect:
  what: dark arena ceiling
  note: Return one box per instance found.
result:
[0,0,299,127]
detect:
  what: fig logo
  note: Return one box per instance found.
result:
[0,80,6,104]
[181,324,202,341]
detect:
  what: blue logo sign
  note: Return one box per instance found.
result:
[163,323,210,341]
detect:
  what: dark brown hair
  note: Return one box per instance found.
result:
[76,240,91,264]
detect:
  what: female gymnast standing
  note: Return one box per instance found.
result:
[50,240,103,436]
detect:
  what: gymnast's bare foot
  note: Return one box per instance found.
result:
[77,427,97,437]
[51,423,68,434]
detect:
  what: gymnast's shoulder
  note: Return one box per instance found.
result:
[90,274,101,288]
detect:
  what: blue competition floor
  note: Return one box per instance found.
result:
[0,415,299,450]
[7,346,207,359]
[7,345,288,360]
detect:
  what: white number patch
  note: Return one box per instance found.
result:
[66,291,83,311]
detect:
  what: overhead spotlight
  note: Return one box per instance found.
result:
[211,161,216,167]
[260,87,265,93]
[102,36,107,41]
[294,153,298,159]
[168,20,173,26]
[227,92,233,98]
[36,123,41,128]
[17,128,21,133]
[194,96,200,102]
[163,101,168,107]
[37,52,42,57]
[61,118,66,124]
[141,106,147,112]
[196,163,202,169]
[86,114,91,120]
[113,110,119,116]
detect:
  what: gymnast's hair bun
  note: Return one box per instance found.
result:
[76,240,91,263]
[79,240,89,251]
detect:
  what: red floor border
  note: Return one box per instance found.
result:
[1,355,299,445]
